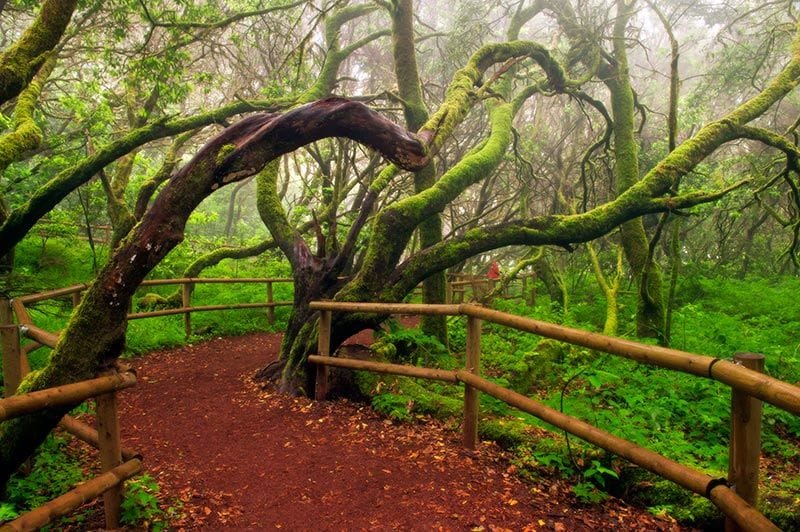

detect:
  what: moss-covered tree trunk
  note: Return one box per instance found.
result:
[607,0,666,342]
[389,0,447,344]
[586,240,623,336]
[0,0,76,106]
[0,98,430,489]
[532,253,566,309]
[259,37,573,389]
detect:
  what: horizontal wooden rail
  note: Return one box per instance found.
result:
[140,277,293,286]
[308,301,800,417]
[0,458,142,532]
[307,355,459,383]
[127,301,292,320]
[310,301,462,316]
[455,371,777,532]
[59,415,140,461]
[459,305,800,416]
[21,341,44,356]
[17,284,89,305]
[20,324,59,348]
[449,279,493,287]
[14,277,296,305]
[0,372,137,422]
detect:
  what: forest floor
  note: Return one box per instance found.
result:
[93,330,690,530]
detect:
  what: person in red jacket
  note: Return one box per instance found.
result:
[487,260,501,280]
[486,260,500,281]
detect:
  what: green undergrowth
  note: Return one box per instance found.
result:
[4,237,800,528]
[1,236,292,369]
[1,434,85,526]
[0,431,176,530]
[358,279,800,528]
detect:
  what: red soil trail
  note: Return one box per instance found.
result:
[118,331,683,530]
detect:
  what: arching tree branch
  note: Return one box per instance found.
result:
[0,97,429,486]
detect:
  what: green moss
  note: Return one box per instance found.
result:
[618,468,720,527]
[0,0,77,104]
[215,143,236,166]
[256,159,296,258]
[0,55,55,171]
[478,419,531,449]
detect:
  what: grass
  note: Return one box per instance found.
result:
[0,237,291,528]
[2,236,799,528]
[363,280,800,527]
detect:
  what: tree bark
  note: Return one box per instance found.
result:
[607,0,665,342]
[0,0,76,106]
[388,0,447,344]
[0,98,429,488]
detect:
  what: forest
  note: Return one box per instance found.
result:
[1,0,799,529]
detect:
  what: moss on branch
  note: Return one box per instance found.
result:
[0,95,295,258]
[0,0,77,105]
[346,100,513,296]
[257,159,298,262]
[0,55,55,172]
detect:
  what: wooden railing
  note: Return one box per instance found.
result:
[0,322,139,531]
[12,277,296,338]
[445,272,535,305]
[0,276,303,529]
[309,301,800,532]
[8,274,536,339]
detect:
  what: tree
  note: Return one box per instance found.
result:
[3,0,800,490]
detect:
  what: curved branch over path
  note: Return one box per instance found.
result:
[0,98,428,488]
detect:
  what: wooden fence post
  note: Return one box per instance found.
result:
[96,385,123,529]
[266,281,275,325]
[1,324,22,397]
[726,352,765,532]
[314,310,332,400]
[1,296,13,326]
[463,316,481,449]
[182,282,193,338]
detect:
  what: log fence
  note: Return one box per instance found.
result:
[0,347,140,531]
[309,301,800,532]
[14,277,297,338]
[4,277,790,529]
[10,275,536,340]
[445,272,535,304]
[1,293,144,531]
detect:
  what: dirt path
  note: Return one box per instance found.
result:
[118,332,682,530]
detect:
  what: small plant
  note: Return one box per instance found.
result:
[582,459,619,489]
[0,503,19,523]
[1,435,87,524]
[121,473,179,531]
[572,481,609,504]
